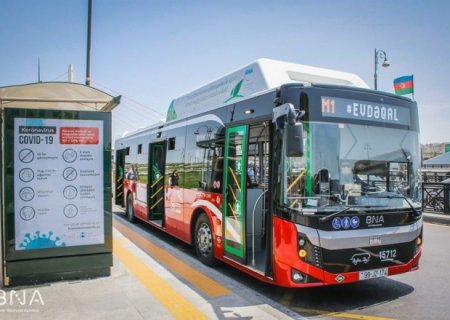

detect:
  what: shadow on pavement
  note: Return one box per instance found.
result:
[275,276,414,316]
[113,209,414,319]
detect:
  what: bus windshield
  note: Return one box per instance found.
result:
[282,122,420,212]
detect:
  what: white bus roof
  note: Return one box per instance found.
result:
[166,58,369,121]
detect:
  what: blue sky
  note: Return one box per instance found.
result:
[1,0,449,143]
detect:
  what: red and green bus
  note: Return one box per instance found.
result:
[114,59,422,287]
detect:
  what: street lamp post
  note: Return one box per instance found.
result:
[374,48,390,90]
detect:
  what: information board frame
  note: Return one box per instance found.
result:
[3,108,112,262]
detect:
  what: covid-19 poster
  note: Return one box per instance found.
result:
[14,118,105,250]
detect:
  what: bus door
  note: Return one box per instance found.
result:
[115,149,127,206]
[223,125,248,264]
[148,141,166,224]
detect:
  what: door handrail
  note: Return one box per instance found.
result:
[251,189,268,266]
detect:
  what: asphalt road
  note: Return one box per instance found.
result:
[114,211,449,320]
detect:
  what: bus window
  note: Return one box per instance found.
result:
[191,124,225,192]
[126,166,137,181]
[247,122,269,189]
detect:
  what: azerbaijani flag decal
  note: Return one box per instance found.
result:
[394,75,414,95]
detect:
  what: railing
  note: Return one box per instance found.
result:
[422,173,450,183]
[422,182,450,214]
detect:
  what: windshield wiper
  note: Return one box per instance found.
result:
[319,206,356,223]
[367,192,421,217]
[403,196,421,217]
[390,193,421,217]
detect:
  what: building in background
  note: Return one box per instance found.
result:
[421,142,450,160]
[422,152,450,182]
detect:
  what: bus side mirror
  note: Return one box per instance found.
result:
[273,103,297,129]
[286,123,304,157]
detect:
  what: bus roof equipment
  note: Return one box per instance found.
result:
[166,58,369,121]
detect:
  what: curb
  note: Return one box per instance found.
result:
[423,212,450,225]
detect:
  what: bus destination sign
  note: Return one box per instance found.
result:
[321,96,410,126]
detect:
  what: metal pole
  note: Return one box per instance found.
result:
[374,48,378,90]
[374,48,389,91]
[38,58,41,83]
[445,184,449,214]
[68,64,74,82]
[86,0,93,86]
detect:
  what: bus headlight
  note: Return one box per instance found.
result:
[414,228,423,255]
[298,238,306,247]
[299,249,307,258]
[298,232,323,268]
[291,269,304,282]
[291,267,321,284]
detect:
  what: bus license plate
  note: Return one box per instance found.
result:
[359,268,388,280]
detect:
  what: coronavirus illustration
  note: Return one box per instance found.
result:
[19,231,66,250]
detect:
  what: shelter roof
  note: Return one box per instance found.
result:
[0,82,121,111]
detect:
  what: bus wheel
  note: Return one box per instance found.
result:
[126,193,136,222]
[194,214,215,266]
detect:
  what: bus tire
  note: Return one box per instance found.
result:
[194,213,216,266]
[126,193,136,223]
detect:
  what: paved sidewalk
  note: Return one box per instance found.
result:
[1,233,169,320]
[423,211,450,225]
[0,228,293,320]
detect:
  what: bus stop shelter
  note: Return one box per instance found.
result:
[0,82,120,286]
